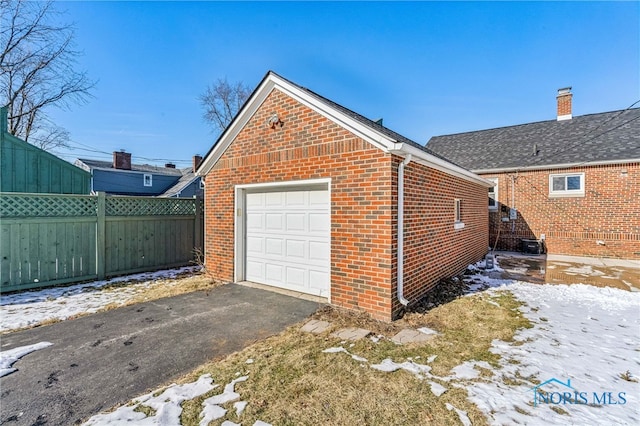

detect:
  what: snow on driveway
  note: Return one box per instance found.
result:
[0,267,199,332]
[0,342,53,377]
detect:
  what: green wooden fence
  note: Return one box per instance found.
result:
[0,192,203,292]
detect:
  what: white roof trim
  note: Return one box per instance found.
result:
[197,72,491,188]
[391,144,495,188]
[472,158,640,174]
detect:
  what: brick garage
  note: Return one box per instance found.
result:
[428,89,640,260]
[197,72,491,320]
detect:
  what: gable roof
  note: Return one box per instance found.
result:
[427,108,640,173]
[197,71,492,188]
[76,158,184,177]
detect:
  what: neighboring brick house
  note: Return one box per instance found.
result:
[197,71,492,321]
[75,153,204,197]
[428,88,640,260]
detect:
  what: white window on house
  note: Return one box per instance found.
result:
[454,198,465,229]
[487,178,498,210]
[549,172,584,197]
[143,174,153,187]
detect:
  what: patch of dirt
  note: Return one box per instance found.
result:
[405,277,470,315]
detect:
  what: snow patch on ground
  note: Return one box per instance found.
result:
[200,376,248,425]
[1,267,199,332]
[84,373,216,425]
[445,403,472,426]
[0,342,53,377]
[322,346,368,362]
[462,277,640,425]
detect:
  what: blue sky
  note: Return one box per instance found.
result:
[47,1,639,168]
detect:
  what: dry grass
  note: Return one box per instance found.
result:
[172,291,531,425]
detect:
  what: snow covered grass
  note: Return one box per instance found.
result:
[0,266,214,333]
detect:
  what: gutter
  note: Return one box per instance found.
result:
[471,158,640,174]
[397,154,412,306]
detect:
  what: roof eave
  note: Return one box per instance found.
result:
[472,158,640,174]
[392,143,495,188]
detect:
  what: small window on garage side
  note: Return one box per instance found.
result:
[143,174,153,187]
[454,198,465,229]
[549,173,584,197]
[488,178,498,210]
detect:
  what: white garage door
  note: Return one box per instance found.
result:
[245,189,330,297]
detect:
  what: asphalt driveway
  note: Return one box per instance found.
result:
[0,284,320,425]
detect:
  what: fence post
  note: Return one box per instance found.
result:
[194,196,202,253]
[96,192,106,279]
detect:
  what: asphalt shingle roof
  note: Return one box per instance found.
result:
[77,158,184,177]
[275,71,457,164]
[426,108,640,171]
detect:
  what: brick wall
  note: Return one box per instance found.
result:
[205,89,395,320]
[482,162,640,259]
[205,88,490,320]
[397,159,489,318]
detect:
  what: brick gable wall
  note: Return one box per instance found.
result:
[482,162,639,259]
[205,89,395,320]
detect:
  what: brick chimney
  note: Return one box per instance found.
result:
[557,87,572,121]
[113,150,132,170]
[193,155,203,173]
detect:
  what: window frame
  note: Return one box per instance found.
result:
[487,177,499,210]
[548,172,585,197]
[143,173,153,187]
[454,198,465,229]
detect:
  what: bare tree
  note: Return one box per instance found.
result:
[0,0,94,150]
[200,78,251,135]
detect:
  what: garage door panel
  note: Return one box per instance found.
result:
[309,213,329,233]
[285,191,305,206]
[265,238,283,255]
[265,264,283,283]
[309,241,329,261]
[286,267,305,286]
[309,270,328,290]
[245,188,330,297]
[246,236,263,254]
[265,213,283,230]
[246,212,263,230]
[285,213,305,231]
[246,260,264,282]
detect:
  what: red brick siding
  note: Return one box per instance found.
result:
[205,89,395,320]
[397,159,489,318]
[205,88,490,320]
[482,162,640,259]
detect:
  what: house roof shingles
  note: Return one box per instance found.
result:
[426,108,640,172]
[77,158,184,177]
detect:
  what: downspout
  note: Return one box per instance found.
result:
[397,154,412,306]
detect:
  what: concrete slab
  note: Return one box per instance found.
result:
[391,328,437,345]
[300,319,331,334]
[331,327,371,341]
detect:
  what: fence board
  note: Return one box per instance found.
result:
[1,192,202,292]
